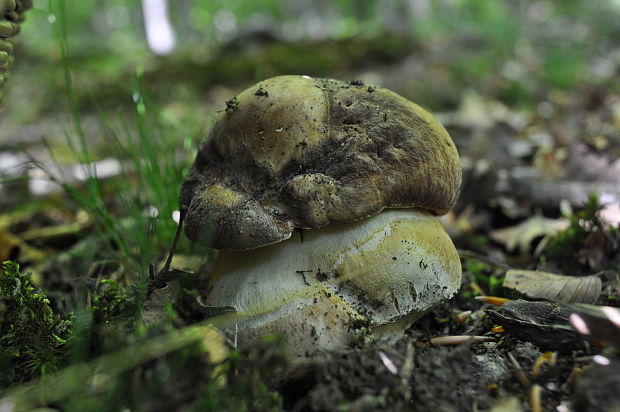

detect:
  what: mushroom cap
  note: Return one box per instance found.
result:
[181,75,461,250]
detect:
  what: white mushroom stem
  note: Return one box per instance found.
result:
[203,209,461,358]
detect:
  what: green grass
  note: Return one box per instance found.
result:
[45,0,200,278]
[1,0,206,393]
[0,0,229,407]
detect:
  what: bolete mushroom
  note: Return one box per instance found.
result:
[180,75,462,358]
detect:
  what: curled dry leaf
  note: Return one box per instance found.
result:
[503,269,602,304]
[489,216,569,253]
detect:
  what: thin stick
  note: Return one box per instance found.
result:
[159,206,187,277]
[429,335,494,346]
[475,296,510,306]
[147,207,187,296]
[401,341,415,404]
[457,249,511,270]
[508,352,530,389]
[529,384,543,412]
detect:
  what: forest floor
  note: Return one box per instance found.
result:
[1,26,620,411]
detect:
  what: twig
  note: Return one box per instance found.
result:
[401,341,415,404]
[532,352,556,377]
[429,335,494,346]
[457,249,511,270]
[529,384,543,412]
[475,296,510,306]
[507,352,530,389]
[147,206,187,297]
[454,310,472,323]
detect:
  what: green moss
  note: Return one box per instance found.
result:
[91,278,131,324]
[0,261,70,388]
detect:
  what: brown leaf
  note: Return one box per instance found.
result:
[503,269,602,304]
[580,230,614,268]
[486,299,584,352]
[569,303,620,346]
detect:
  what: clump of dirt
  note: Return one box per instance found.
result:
[575,359,620,412]
[277,292,617,412]
[410,343,509,412]
[281,336,518,411]
[303,345,410,411]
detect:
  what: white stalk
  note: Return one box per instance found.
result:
[203,209,461,358]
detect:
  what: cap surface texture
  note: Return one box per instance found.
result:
[181,75,461,250]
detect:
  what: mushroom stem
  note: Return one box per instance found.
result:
[201,209,461,358]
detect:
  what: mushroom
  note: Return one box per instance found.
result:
[180,75,462,358]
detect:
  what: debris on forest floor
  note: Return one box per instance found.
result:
[3,135,620,412]
[487,300,586,351]
[452,87,620,214]
[575,357,620,412]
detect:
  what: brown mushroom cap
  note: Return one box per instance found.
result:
[181,75,461,250]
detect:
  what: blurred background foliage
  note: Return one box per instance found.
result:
[8,0,620,120]
[1,0,619,265]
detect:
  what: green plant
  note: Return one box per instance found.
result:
[39,0,199,283]
[5,0,200,386]
[0,261,71,388]
[461,257,505,297]
[547,194,603,250]
[545,193,617,270]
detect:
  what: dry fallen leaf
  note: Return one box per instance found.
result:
[0,229,46,264]
[503,269,602,304]
[580,230,615,268]
[599,202,620,226]
[490,216,570,253]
